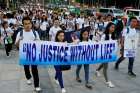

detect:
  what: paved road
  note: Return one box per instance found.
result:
[0,49,55,93]
[0,45,140,93]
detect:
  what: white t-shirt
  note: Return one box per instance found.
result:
[35,20,41,27]
[49,26,61,41]
[61,19,67,25]
[15,30,40,43]
[48,10,53,14]
[90,21,96,34]
[66,19,75,32]
[122,26,139,49]
[40,21,49,31]
[17,15,23,25]
[83,23,90,28]
[101,34,112,41]
[0,27,13,38]
[76,18,84,29]
[93,33,113,42]
[17,15,23,21]
[95,22,105,30]
[104,21,109,27]
[7,18,16,25]
[122,27,137,38]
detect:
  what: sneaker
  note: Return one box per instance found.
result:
[95,70,101,77]
[76,78,82,83]
[106,81,115,88]
[62,88,66,93]
[35,87,42,92]
[85,83,92,90]
[128,71,136,77]
[6,53,11,58]
[27,79,32,85]
[54,79,59,85]
[7,55,10,58]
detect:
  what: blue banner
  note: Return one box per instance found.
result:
[19,40,118,65]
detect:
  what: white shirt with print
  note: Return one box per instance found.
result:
[49,26,61,41]
[76,18,84,29]
[40,21,49,31]
[122,26,139,49]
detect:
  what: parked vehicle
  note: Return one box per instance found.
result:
[98,8,124,17]
[124,9,140,20]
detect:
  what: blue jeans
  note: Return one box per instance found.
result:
[54,66,64,88]
[76,64,89,84]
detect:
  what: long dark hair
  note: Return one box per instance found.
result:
[80,27,90,42]
[55,30,65,42]
[104,22,116,40]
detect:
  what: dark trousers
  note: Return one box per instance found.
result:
[5,44,12,56]
[24,65,39,88]
[40,31,49,40]
[54,66,64,89]
[116,56,134,72]
[115,47,135,72]
[76,64,90,84]
[97,63,108,82]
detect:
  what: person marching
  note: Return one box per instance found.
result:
[115,17,139,77]
[94,15,106,41]
[54,30,68,93]
[15,16,42,92]
[0,21,13,57]
[49,19,61,41]
[76,27,93,89]
[95,22,116,88]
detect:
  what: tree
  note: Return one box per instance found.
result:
[75,0,139,8]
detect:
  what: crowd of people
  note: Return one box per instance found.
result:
[0,7,139,93]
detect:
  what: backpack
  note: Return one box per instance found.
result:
[97,22,105,31]
[126,27,138,36]
[127,27,129,34]
[3,29,13,44]
[82,21,91,28]
[16,29,37,50]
